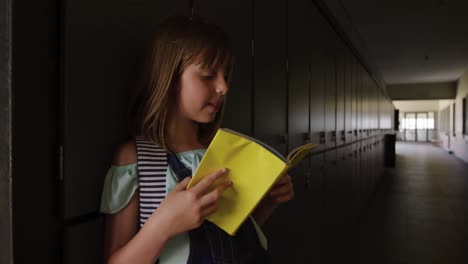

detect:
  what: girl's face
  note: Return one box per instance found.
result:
[174,62,228,124]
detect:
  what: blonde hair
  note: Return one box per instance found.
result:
[129,16,233,150]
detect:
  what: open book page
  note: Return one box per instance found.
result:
[222,128,286,162]
[286,143,318,169]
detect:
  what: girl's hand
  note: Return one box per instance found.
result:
[149,169,232,237]
[265,174,294,207]
[253,174,294,226]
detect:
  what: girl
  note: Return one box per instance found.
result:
[100,16,294,264]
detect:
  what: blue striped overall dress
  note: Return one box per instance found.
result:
[135,137,270,264]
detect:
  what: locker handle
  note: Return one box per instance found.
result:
[302,133,311,143]
[319,132,326,144]
[347,130,353,134]
[330,131,336,142]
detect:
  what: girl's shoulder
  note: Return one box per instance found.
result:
[112,139,137,166]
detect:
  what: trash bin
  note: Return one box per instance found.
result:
[384,133,396,168]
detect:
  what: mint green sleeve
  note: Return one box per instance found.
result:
[100,164,138,214]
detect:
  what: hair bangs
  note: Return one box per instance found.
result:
[180,22,233,78]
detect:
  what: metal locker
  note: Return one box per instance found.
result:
[305,153,325,263]
[356,61,362,142]
[350,55,357,143]
[287,0,312,154]
[309,4,329,153]
[64,218,104,264]
[351,143,363,214]
[360,139,369,203]
[322,149,339,262]
[195,0,253,136]
[324,32,337,150]
[63,0,190,218]
[278,1,315,259]
[344,50,354,143]
[253,0,287,156]
[335,43,346,146]
[252,0,288,261]
[335,147,353,243]
[63,1,191,262]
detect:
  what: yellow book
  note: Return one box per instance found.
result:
[187,128,317,235]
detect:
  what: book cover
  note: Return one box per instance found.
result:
[187,128,317,235]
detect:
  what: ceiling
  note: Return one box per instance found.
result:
[339,0,468,85]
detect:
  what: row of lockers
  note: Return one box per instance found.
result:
[63,0,394,219]
[213,0,395,155]
[59,0,395,263]
[265,136,387,263]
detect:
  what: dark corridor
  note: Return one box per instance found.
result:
[347,142,468,263]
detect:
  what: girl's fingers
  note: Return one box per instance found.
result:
[276,175,290,185]
[190,168,228,196]
[172,177,192,191]
[199,179,232,206]
[275,192,294,203]
[270,182,293,196]
[201,202,219,217]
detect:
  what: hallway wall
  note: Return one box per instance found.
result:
[445,70,468,162]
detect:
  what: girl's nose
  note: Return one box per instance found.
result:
[216,76,228,95]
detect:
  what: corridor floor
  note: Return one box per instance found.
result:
[347,142,468,264]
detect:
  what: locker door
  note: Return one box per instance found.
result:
[63,1,190,263]
[357,140,365,210]
[64,219,103,264]
[363,138,371,200]
[370,137,375,194]
[335,147,351,244]
[352,143,362,214]
[287,0,311,154]
[309,5,328,152]
[253,0,288,261]
[64,0,190,219]
[196,0,253,135]
[349,51,357,143]
[356,60,362,141]
[342,145,356,236]
[344,49,355,143]
[324,32,337,150]
[363,73,370,139]
[373,83,378,135]
[378,93,382,132]
[335,43,346,146]
[270,0,313,261]
[253,0,287,156]
[305,153,325,263]
[322,149,338,262]
[372,82,377,134]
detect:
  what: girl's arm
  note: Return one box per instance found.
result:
[103,140,232,263]
[105,174,231,263]
[103,140,171,263]
[104,191,172,264]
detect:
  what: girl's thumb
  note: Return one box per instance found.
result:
[174,176,192,191]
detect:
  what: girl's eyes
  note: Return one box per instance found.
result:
[200,69,228,81]
[202,73,214,80]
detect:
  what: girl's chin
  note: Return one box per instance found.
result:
[192,113,216,124]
